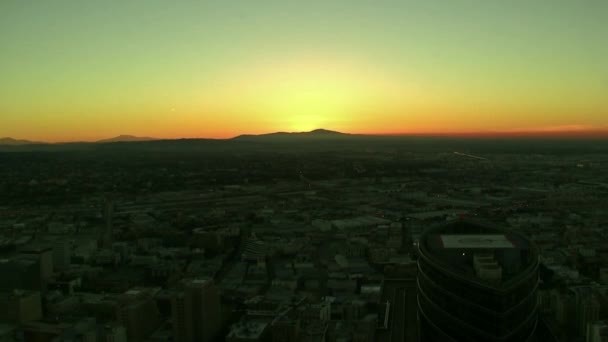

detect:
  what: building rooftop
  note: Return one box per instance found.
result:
[0,289,39,299]
[331,216,391,230]
[20,244,53,253]
[420,219,537,286]
[227,320,268,339]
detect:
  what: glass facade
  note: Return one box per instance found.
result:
[417,220,540,342]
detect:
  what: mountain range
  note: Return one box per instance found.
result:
[233,128,352,140]
[2,128,608,148]
[0,129,349,146]
[96,135,158,143]
[0,137,45,145]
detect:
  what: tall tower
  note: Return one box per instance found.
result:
[572,288,600,338]
[20,245,54,285]
[417,219,541,342]
[172,279,221,342]
[116,289,161,341]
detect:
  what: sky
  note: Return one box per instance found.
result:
[1,0,607,142]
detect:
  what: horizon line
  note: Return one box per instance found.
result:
[4,128,608,144]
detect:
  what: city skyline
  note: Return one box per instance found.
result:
[5,126,608,145]
[1,3,606,339]
[1,0,607,142]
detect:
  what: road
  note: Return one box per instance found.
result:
[453,151,488,161]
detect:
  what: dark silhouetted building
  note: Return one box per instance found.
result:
[20,244,54,284]
[0,256,42,291]
[0,290,43,324]
[417,219,540,342]
[116,288,161,342]
[172,279,221,342]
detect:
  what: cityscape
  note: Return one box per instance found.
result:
[2,1,608,341]
[0,132,607,341]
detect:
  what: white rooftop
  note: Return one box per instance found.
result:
[440,234,515,249]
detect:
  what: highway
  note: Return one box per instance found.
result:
[453,151,489,161]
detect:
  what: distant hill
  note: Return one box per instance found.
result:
[2,128,608,154]
[306,128,343,135]
[0,137,44,145]
[96,135,158,143]
[233,128,353,140]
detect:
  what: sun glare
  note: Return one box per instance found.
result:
[269,85,348,132]
[237,60,386,132]
[198,57,413,135]
[287,114,327,132]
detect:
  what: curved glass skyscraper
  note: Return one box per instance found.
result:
[417,219,540,342]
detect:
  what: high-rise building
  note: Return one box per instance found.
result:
[20,244,54,281]
[0,290,43,324]
[172,279,222,342]
[116,288,161,342]
[0,256,42,291]
[172,289,194,342]
[571,287,601,338]
[53,240,71,271]
[587,320,608,342]
[271,316,301,342]
[102,324,128,342]
[417,219,541,342]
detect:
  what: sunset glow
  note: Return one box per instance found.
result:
[1,1,607,141]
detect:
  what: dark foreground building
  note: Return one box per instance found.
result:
[417,219,542,342]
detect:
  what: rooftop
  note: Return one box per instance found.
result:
[420,219,537,286]
[20,244,53,253]
[331,216,391,230]
[227,320,268,339]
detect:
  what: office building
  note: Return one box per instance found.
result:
[0,256,42,291]
[0,290,43,324]
[116,288,161,342]
[20,244,54,281]
[587,321,608,342]
[417,219,540,342]
[102,324,128,342]
[172,279,221,342]
[53,240,71,272]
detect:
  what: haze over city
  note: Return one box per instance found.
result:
[2,2,608,342]
[1,0,607,142]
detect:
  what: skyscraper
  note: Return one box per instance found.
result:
[20,244,54,282]
[417,219,540,342]
[172,279,221,342]
[53,240,71,272]
[116,288,161,342]
[0,255,42,291]
[0,290,43,324]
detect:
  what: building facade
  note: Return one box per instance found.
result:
[172,279,221,342]
[417,219,540,342]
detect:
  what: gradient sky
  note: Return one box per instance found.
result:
[1,0,607,141]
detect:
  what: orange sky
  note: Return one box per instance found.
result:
[1,1,607,142]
